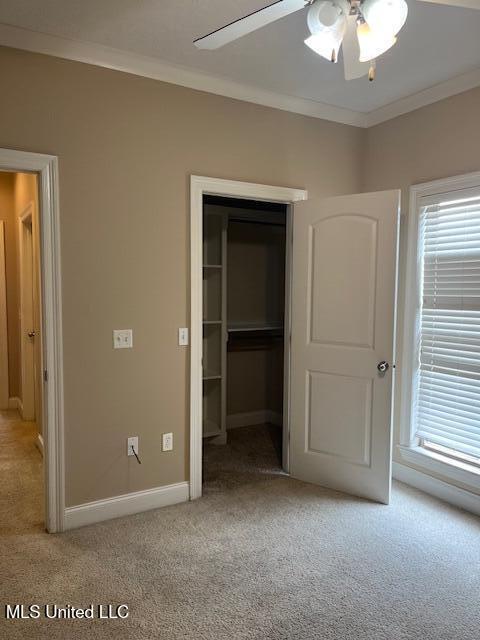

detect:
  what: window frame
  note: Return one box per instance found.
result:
[400,172,480,492]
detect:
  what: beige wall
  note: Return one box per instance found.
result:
[227,344,284,417]
[0,172,19,397]
[227,350,269,415]
[0,46,364,506]
[363,86,480,473]
[14,173,38,216]
[227,218,285,417]
[227,220,286,328]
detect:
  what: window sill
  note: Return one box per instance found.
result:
[397,445,480,494]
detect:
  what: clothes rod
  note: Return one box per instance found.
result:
[228,217,286,228]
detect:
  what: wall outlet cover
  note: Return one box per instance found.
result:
[127,436,139,456]
[162,432,173,452]
[114,329,133,349]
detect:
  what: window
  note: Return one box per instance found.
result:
[414,186,480,465]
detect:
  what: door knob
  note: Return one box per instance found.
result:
[28,331,36,338]
[377,361,389,374]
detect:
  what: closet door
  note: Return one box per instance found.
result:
[289,190,400,504]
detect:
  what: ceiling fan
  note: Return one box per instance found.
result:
[194,0,479,81]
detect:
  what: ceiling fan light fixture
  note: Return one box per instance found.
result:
[304,0,349,62]
[361,0,408,37]
[357,20,397,62]
[307,0,350,34]
[305,32,342,62]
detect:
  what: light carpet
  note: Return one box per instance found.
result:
[1,420,479,639]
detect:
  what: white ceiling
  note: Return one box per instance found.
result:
[0,0,479,123]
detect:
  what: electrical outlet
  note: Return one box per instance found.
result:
[113,329,133,349]
[127,436,139,457]
[162,432,173,452]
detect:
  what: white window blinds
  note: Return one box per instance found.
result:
[416,189,480,460]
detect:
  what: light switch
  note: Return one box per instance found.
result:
[113,329,133,349]
[178,328,189,346]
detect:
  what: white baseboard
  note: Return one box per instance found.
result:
[393,462,480,518]
[35,433,44,456]
[8,396,21,410]
[227,410,283,430]
[64,481,190,530]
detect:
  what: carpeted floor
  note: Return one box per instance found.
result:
[1,420,479,639]
[203,423,285,491]
[0,410,44,534]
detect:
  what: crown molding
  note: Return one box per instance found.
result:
[0,22,364,128]
[364,66,480,127]
[0,22,479,129]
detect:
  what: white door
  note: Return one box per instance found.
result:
[19,211,36,421]
[289,190,400,504]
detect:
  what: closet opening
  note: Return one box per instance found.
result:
[201,194,290,490]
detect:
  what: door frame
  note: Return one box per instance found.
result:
[0,148,64,533]
[18,204,35,420]
[190,175,308,500]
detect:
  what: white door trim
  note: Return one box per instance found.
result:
[0,221,8,409]
[0,148,64,533]
[190,176,307,500]
[400,171,480,449]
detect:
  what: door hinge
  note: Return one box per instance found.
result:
[43,369,48,382]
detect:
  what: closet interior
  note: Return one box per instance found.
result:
[202,195,287,477]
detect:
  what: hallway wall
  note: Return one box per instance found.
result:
[0,172,19,399]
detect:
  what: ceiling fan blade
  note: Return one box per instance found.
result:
[342,15,370,80]
[417,0,480,9]
[194,0,306,50]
